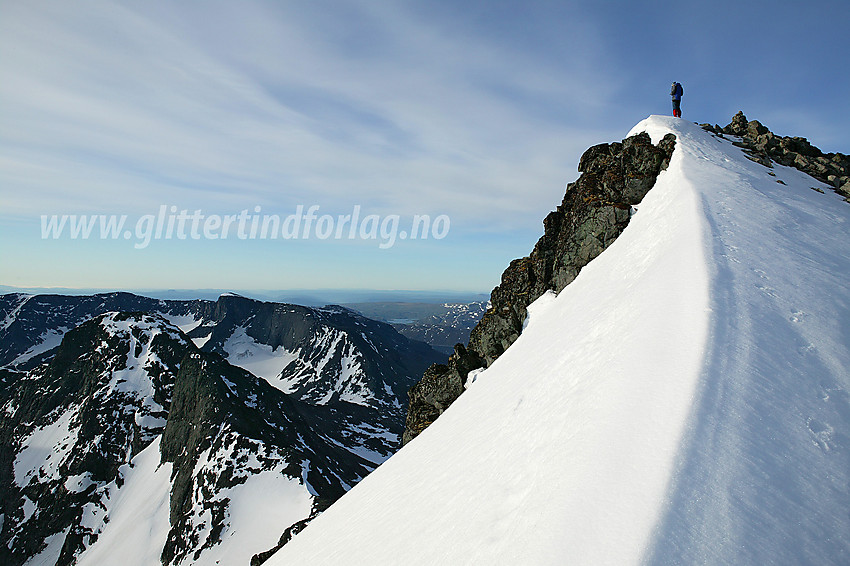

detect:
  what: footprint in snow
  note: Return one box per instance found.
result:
[806,417,835,452]
[798,343,817,356]
[789,310,805,323]
[755,284,778,298]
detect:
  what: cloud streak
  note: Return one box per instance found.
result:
[0,0,617,235]
[5,0,844,291]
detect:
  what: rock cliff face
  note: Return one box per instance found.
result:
[403,130,677,444]
[1,292,441,460]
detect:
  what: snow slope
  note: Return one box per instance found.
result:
[633,118,850,565]
[222,326,300,387]
[269,116,850,565]
[76,438,173,566]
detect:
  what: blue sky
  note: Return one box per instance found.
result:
[1,0,847,295]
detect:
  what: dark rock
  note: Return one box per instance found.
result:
[781,136,823,158]
[723,111,750,136]
[700,123,728,137]
[720,112,850,197]
[747,120,769,138]
[250,499,333,565]
[403,112,850,445]
[402,131,676,444]
[756,132,779,150]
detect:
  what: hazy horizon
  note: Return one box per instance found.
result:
[0,284,489,306]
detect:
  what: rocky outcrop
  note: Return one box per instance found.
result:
[403,131,676,444]
[702,111,850,202]
[403,112,848,446]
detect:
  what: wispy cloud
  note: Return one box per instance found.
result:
[0,0,619,233]
[3,0,847,292]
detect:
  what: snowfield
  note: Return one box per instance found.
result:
[269,116,850,565]
[76,438,173,566]
[223,325,301,388]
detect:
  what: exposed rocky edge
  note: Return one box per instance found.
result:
[249,498,333,566]
[0,291,444,564]
[402,131,676,444]
[701,111,850,202]
[0,292,177,371]
[198,297,439,417]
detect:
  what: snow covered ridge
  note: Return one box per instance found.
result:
[270,116,850,565]
[0,296,442,565]
[403,127,677,444]
[0,292,175,370]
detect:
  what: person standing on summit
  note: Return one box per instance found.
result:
[671,81,683,117]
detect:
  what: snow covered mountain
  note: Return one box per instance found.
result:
[0,295,442,565]
[268,115,850,565]
[0,293,440,462]
[391,301,489,355]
